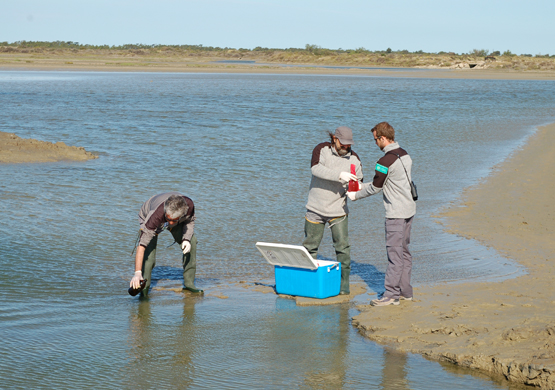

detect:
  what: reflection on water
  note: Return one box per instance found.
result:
[119,287,520,390]
[381,349,410,390]
[127,298,199,388]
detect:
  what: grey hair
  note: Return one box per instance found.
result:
[164,195,188,219]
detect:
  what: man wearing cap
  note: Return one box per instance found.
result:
[129,192,203,297]
[347,122,416,306]
[303,126,363,295]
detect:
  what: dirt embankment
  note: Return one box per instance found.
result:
[0,132,97,163]
[352,123,555,389]
[2,47,555,80]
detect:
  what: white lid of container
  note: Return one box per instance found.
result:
[255,242,338,270]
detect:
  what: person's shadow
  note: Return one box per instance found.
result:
[150,266,214,289]
[316,254,385,295]
[148,265,183,289]
[351,260,385,295]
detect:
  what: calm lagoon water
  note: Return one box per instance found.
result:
[1,70,553,389]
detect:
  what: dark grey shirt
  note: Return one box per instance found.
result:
[138,192,195,247]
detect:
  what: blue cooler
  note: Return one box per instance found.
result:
[256,242,341,299]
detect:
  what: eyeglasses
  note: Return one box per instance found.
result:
[374,136,382,142]
[166,216,180,223]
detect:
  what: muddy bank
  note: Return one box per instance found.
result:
[0,132,97,163]
[352,123,555,388]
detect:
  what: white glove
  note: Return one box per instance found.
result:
[181,240,191,254]
[346,191,357,201]
[130,271,143,289]
[339,171,357,184]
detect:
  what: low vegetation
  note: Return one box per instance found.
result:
[1,41,554,71]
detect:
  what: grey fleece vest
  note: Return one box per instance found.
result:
[355,142,416,219]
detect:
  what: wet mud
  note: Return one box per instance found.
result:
[352,123,555,389]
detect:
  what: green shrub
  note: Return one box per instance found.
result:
[470,49,489,56]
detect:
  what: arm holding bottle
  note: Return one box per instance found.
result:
[130,245,146,289]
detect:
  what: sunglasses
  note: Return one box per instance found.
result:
[334,138,351,149]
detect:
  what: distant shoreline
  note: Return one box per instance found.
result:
[2,53,555,80]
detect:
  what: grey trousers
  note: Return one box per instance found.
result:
[383,216,414,299]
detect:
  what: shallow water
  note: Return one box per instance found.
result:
[214,61,438,71]
[0,284,528,389]
[1,71,554,389]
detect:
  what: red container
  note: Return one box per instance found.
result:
[348,164,359,192]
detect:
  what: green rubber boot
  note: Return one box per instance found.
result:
[170,225,203,293]
[181,235,203,293]
[302,218,325,259]
[140,236,158,298]
[330,215,351,295]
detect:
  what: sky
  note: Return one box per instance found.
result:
[1,0,554,55]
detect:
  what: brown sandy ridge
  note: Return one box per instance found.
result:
[352,123,555,388]
[0,132,97,163]
[2,50,555,80]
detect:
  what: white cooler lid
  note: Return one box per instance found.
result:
[255,242,338,270]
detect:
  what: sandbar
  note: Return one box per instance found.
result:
[2,53,555,81]
[0,131,97,163]
[352,123,555,388]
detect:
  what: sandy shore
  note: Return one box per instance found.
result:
[0,132,97,163]
[352,123,555,388]
[2,56,555,80]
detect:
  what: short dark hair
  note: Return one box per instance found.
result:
[372,122,395,141]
